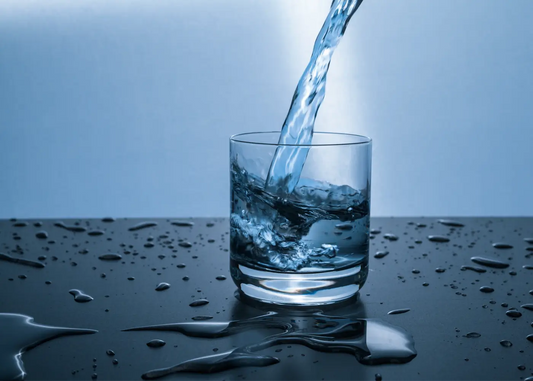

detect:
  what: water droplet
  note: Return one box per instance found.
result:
[387,308,410,315]
[98,253,122,261]
[128,222,158,231]
[182,276,190,281]
[411,269,420,274]
[13,222,28,227]
[144,243,154,248]
[216,275,227,281]
[518,365,526,371]
[206,222,215,227]
[102,217,115,222]
[437,219,464,227]
[69,289,94,303]
[91,373,97,379]
[526,334,533,342]
[422,282,429,287]
[523,377,533,381]
[492,242,513,249]
[374,251,389,259]
[33,222,42,227]
[155,283,170,291]
[479,286,494,293]
[523,265,533,270]
[460,265,487,273]
[177,263,186,268]
[106,350,115,356]
[189,299,209,307]
[18,275,27,280]
[45,281,52,285]
[146,339,166,348]
[370,229,381,235]
[335,223,353,231]
[128,277,135,281]
[35,231,48,239]
[112,359,119,365]
[375,373,382,381]
[506,310,522,318]
[171,221,194,227]
[471,256,509,269]
[463,332,481,338]
[435,267,445,273]
[499,340,512,347]
[524,238,533,244]
[427,235,450,243]
[88,230,105,236]
[383,233,398,241]
[54,222,87,232]
[520,304,533,311]
[179,242,193,248]
[192,316,214,321]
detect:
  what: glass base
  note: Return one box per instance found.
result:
[230,259,367,306]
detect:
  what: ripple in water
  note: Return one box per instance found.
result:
[124,312,416,379]
[0,313,96,380]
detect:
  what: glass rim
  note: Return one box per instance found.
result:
[230,131,372,147]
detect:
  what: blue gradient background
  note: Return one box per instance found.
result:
[1,0,532,218]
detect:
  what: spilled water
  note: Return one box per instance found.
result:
[124,312,417,379]
[0,313,96,380]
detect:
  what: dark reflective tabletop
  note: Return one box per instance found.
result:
[1,217,532,380]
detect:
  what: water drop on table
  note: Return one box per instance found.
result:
[471,257,509,269]
[374,251,389,259]
[216,275,226,281]
[189,299,209,307]
[98,253,122,261]
[479,286,494,293]
[106,350,115,356]
[388,308,410,315]
[437,219,464,227]
[499,340,512,347]
[179,242,193,248]
[69,289,94,303]
[520,304,533,311]
[147,339,166,348]
[54,222,87,232]
[35,231,48,239]
[128,222,158,231]
[427,235,450,243]
[171,221,194,227]
[492,242,513,249]
[463,332,481,338]
[155,283,170,291]
[88,230,105,236]
[505,310,522,318]
[383,233,398,241]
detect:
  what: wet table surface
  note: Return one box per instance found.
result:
[0,217,532,381]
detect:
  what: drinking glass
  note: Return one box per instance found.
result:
[230,131,371,306]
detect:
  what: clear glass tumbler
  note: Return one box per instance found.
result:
[230,131,371,306]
